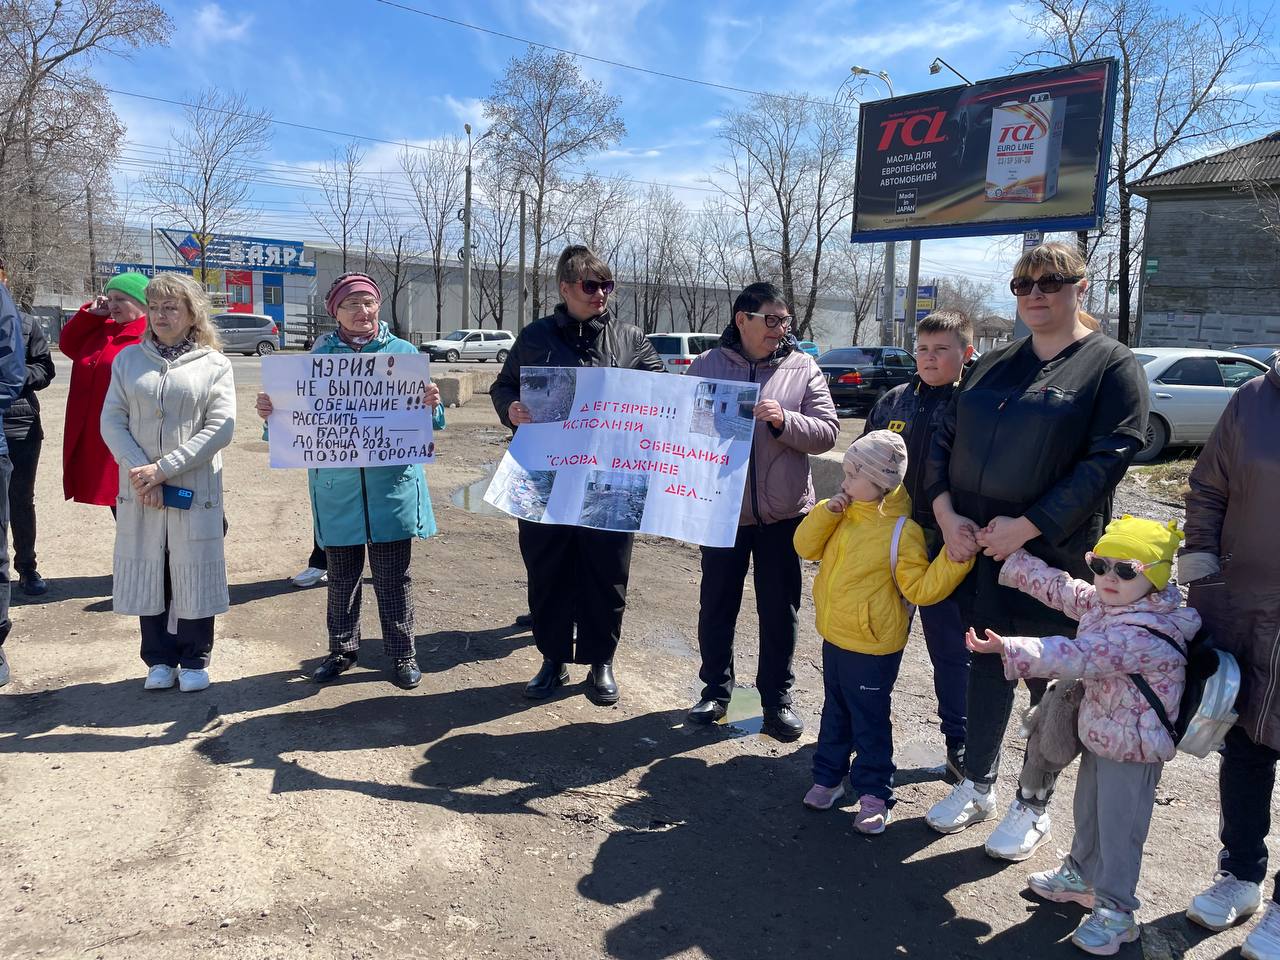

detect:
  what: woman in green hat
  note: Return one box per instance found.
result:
[59,271,149,507]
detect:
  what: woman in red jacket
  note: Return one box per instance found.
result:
[59,272,148,507]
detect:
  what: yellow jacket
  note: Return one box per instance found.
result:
[794,486,974,655]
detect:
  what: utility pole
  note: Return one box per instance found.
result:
[904,239,921,352]
[462,123,476,330]
[517,189,527,329]
[85,191,97,295]
[849,65,896,349]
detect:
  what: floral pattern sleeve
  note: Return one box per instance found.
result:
[998,548,1097,623]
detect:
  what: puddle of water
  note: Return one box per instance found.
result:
[450,463,509,518]
[719,687,764,735]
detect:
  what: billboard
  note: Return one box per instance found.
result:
[158,230,316,275]
[852,59,1117,242]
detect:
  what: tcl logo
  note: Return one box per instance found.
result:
[877,111,947,151]
[997,123,1047,143]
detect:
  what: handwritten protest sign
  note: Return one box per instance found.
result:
[262,353,435,468]
[484,366,759,547]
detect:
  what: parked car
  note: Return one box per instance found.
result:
[421,329,515,363]
[1230,343,1280,366]
[797,340,821,359]
[817,345,916,415]
[1132,347,1270,463]
[646,332,721,374]
[212,313,279,356]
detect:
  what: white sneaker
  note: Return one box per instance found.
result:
[925,778,998,834]
[290,566,327,588]
[1243,902,1280,960]
[144,664,178,690]
[178,668,210,692]
[984,799,1051,861]
[1188,871,1264,931]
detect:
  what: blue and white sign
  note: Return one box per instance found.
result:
[159,230,316,276]
[99,262,193,278]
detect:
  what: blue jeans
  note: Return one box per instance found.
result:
[917,596,969,743]
[813,641,903,803]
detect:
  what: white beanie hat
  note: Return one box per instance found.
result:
[843,430,907,491]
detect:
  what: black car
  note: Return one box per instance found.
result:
[818,346,916,415]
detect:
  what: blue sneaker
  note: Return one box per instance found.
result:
[1071,907,1138,956]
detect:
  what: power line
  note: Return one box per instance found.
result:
[370,0,840,110]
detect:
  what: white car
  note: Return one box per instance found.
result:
[422,329,515,363]
[1132,347,1270,462]
[646,332,721,374]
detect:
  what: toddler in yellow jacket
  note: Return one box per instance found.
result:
[795,430,973,833]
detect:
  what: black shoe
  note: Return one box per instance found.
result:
[763,706,804,742]
[310,653,356,683]
[393,658,422,689]
[686,699,727,725]
[944,739,966,785]
[587,662,619,705]
[18,571,47,596]
[515,613,534,628]
[524,659,569,699]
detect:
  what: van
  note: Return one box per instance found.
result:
[646,332,721,374]
[212,313,279,355]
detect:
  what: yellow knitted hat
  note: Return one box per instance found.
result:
[1092,515,1184,590]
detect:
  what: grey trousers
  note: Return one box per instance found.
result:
[1067,749,1163,913]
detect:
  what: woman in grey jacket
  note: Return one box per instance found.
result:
[100,273,235,693]
[685,282,839,739]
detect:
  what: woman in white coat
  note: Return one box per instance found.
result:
[100,272,236,692]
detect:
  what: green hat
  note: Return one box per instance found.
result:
[104,272,149,307]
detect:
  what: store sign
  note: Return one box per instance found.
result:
[159,230,316,275]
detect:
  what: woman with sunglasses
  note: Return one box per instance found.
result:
[922,241,1149,863]
[684,281,839,740]
[490,245,663,704]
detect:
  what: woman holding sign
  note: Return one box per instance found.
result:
[490,245,664,704]
[684,282,839,740]
[255,272,444,690]
[100,273,235,693]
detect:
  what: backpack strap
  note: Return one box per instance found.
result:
[1143,625,1187,659]
[890,516,917,616]
[1129,672,1178,742]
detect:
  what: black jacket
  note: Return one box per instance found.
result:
[922,333,1148,636]
[490,305,664,430]
[3,312,54,441]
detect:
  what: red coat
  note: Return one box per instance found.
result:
[59,304,147,505]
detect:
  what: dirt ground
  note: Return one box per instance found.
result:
[1,357,1271,960]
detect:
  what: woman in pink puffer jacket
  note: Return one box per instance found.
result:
[967,516,1199,955]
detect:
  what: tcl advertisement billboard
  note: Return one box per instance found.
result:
[851,59,1117,242]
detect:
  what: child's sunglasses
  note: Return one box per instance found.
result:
[1084,551,1167,581]
[579,279,616,296]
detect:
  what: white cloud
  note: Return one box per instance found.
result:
[188,3,255,54]
[440,95,488,134]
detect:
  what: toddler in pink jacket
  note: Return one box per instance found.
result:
[967,515,1200,956]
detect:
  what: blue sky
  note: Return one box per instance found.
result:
[99,0,1278,290]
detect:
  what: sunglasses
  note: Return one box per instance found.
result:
[745,311,794,329]
[1010,273,1083,297]
[578,279,616,296]
[1084,551,1168,581]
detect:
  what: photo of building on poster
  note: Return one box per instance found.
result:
[521,368,578,423]
[486,460,556,522]
[580,470,649,532]
[689,381,756,441]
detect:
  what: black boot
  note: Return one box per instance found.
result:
[524,659,569,699]
[587,662,619,705]
[18,570,47,596]
[310,652,356,683]
[686,699,727,725]
[392,657,422,690]
[763,705,804,742]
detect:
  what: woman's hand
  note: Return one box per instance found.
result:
[423,382,441,409]
[966,627,1005,655]
[976,515,1040,562]
[88,295,110,317]
[753,399,785,428]
[936,508,981,563]
[826,492,851,514]
[129,463,165,496]
[508,401,533,426]
[255,392,273,420]
[139,487,164,510]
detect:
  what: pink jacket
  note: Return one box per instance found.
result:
[688,341,838,526]
[998,549,1201,763]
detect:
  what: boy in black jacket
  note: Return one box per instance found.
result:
[863,311,974,780]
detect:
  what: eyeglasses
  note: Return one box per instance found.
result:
[745,311,794,329]
[578,279,616,296]
[1010,273,1082,297]
[338,298,380,313]
[1084,551,1168,581]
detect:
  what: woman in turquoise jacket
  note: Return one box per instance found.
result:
[256,272,445,689]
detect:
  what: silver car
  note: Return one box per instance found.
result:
[1132,347,1269,462]
[212,313,279,356]
[422,329,515,363]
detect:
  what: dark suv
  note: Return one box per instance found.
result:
[818,346,916,414]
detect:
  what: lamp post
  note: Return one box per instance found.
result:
[929,57,973,85]
[462,124,476,330]
[851,65,897,347]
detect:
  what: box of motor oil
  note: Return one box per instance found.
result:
[985,95,1065,203]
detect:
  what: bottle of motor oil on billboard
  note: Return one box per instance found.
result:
[985,93,1065,203]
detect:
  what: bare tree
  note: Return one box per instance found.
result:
[307,141,370,272]
[1018,0,1269,343]
[483,46,626,319]
[472,155,524,329]
[144,88,272,281]
[366,183,425,338]
[935,276,993,326]
[827,240,884,345]
[400,138,466,337]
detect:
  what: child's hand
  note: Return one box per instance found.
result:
[826,492,850,513]
[966,627,1005,654]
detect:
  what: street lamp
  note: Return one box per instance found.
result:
[929,57,973,85]
[849,65,897,348]
[461,122,495,331]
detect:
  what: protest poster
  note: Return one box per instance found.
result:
[483,366,759,548]
[261,353,435,468]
